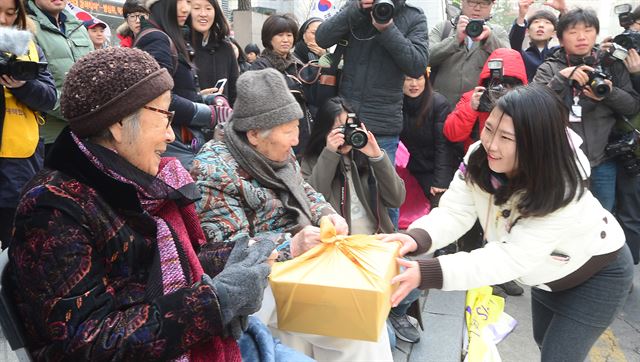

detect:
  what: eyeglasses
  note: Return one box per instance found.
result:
[126,13,146,21]
[143,105,174,128]
[465,0,492,9]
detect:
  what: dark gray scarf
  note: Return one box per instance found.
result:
[224,122,313,231]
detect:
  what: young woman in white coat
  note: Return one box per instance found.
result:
[382,84,634,362]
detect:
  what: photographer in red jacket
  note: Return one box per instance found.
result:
[441,48,528,297]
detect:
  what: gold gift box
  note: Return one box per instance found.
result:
[269,218,400,342]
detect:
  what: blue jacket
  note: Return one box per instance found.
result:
[509,20,559,82]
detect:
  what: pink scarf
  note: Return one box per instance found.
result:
[73,134,241,362]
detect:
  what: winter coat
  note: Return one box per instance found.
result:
[7,129,233,360]
[429,19,509,106]
[116,22,133,47]
[193,38,239,104]
[301,150,405,234]
[508,19,560,82]
[0,44,56,207]
[250,54,314,156]
[407,142,625,292]
[400,92,461,192]
[443,48,528,151]
[315,0,428,137]
[135,22,214,169]
[533,47,640,166]
[190,140,335,258]
[26,1,94,144]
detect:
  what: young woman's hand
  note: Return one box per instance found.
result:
[430,186,447,196]
[326,127,346,152]
[378,233,418,256]
[390,258,421,307]
[357,123,383,158]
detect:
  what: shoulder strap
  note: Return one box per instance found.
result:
[330,39,348,73]
[133,28,178,76]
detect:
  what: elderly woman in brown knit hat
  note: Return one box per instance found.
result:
[6,47,274,361]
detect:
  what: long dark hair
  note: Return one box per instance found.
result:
[305,97,350,159]
[466,85,586,217]
[148,0,189,58]
[304,97,369,169]
[14,0,28,29]
[191,0,229,44]
[406,70,434,128]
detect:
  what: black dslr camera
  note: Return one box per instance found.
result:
[477,59,507,112]
[585,67,612,98]
[465,19,485,38]
[570,56,612,99]
[372,0,395,24]
[0,53,46,81]
[341,113,368,149]
[606,130,640,176]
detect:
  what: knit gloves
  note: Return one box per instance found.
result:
[203,94,233,128]
[202,237,276,338]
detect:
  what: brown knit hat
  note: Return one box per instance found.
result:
[61,47,174,138]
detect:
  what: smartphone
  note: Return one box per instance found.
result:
[214,78,227,92]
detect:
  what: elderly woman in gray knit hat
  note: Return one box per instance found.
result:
[6,47,274,361]
[191,68,394,361]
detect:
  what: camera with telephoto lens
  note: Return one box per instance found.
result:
[465,19,485,38]
[372,0,395,24]
[340,113,368,149]
[477,59,507,112]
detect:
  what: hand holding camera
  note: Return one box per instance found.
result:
[0,75,25,89]
[470,86,486,111]
[624,49,640,74]
[456,16,491,42]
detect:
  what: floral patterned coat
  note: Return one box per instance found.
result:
[7,130,234,361]
[190,140,335,258]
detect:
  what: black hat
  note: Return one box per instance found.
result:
[122,0,148,18]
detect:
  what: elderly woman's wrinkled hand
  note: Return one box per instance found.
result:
[290,225,322,257]
[327,213,349,235]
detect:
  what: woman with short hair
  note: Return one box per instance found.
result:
[250,14,313,156]
[7,47,271,360]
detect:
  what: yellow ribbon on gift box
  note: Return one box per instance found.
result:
[269,217,400,341]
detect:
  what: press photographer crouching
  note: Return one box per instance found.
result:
[533,7,640,212]
[0,7,56,249]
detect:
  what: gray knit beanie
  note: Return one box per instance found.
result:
[61,47,174,138]
[232,68,303,132]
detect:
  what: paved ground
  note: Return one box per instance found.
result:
[0,264,636,362]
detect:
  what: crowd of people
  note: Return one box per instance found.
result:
[0,0,638,360]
